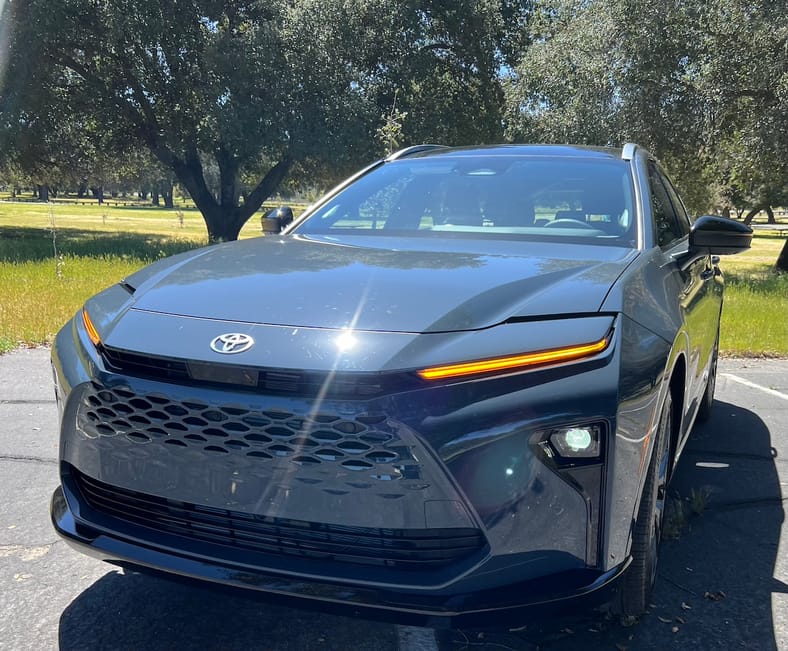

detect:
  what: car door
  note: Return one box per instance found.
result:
[647,161,719,432]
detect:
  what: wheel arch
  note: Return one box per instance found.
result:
[631,339,686,522]
[666,353,686,480]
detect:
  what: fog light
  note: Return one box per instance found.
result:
[549,424,601,458]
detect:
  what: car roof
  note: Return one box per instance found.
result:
[400,144,625,160]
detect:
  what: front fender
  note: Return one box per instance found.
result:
[604,315,673,567]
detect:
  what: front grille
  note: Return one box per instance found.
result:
[77,381,423,481]
[102,347,189,382]
[101,346,419,398]
[72,469,485,570]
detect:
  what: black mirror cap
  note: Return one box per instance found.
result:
[261,206,295,234]
[689,215,753,255]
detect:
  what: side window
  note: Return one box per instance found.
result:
[660,172,692,236]
[648,162,684,247]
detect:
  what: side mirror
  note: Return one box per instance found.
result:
[678,215,752,270]
[689,215,752,255]
[261,206,295,234]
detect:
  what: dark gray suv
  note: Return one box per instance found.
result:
[50,144,751,626]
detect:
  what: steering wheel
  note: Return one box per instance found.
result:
[543,218,597,230]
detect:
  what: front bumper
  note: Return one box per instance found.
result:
[51,307,671,627]
[52,482,626,627]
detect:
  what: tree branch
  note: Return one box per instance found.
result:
[729,89,778,104]
[241,157,293,220]
[53,49,186,182]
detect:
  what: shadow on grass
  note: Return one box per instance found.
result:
[724,269,788,289]
[109,204,198,212]
[0,225,202,263]
[1,197,196,210]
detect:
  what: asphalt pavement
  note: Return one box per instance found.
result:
[1,348,787,651]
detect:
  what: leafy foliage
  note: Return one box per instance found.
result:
[505,0,788,215]
[2,0,785,226]
[1,0,524,240]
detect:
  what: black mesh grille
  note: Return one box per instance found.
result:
[76,381,423,481]
[72,469,485,570]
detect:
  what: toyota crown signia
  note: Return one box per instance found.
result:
[50,144,752,626]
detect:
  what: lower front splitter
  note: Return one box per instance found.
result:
[52,484,628,629]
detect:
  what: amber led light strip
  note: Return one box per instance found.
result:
[82,308,102,347]
[418,334,611,381]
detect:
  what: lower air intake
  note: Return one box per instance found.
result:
[72,469,485,570]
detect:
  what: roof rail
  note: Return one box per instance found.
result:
[386,144,448,161]
[621,143,638,161]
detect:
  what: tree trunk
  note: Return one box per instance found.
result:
[77,182,87,198]
[37,185,49,202]
[765,206,776,224]
[162,183,174,209]
[217,147,241,214]
[776,238,788,273]
[148,136,291,242]
[743,207,764,225]
[151,189,160,206]
[171,151,291,242]
[91,186,105,204]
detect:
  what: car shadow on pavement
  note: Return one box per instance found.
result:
[58,568,399,651]
[439,400,787,650]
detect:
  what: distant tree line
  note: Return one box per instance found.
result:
[0,0,785,241]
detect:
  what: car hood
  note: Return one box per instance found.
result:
[125,234,638,334]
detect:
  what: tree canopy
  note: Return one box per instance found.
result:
[1,0,522,240]
[504,0,787,216]
[1,0,785,237]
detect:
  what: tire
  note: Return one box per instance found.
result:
[620,392,672,616]
[696,335,718,423]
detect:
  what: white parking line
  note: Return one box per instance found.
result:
[397,625,439,651]
[721,373,788,402]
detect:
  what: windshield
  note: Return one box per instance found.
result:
[294,155,637,247]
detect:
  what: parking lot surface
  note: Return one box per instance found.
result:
[1,348,786,650]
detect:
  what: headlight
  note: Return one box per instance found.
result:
[417,334,612,381]
[81,307,102,348]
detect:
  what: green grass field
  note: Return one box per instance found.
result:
[0,199,283,241]
[0,201,270,353]
[0,200,786,356]
[718,233,788,357]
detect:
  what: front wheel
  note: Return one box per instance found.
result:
[620,392,673,616]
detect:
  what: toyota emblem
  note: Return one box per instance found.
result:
[210,333,255,354]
